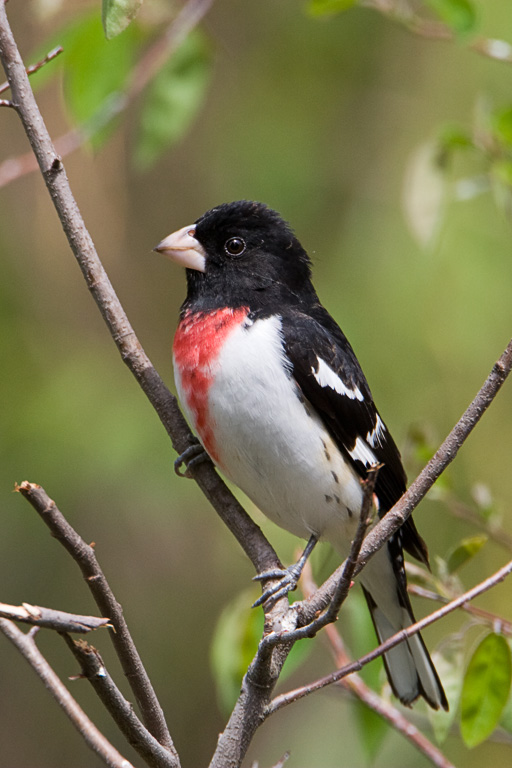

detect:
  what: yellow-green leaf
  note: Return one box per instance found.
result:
[425,0,477,35]
[102,0,142,40]
[445,535,487,574]
[354,701,389,762]
[461,633,512,747]
[307,0,357,17]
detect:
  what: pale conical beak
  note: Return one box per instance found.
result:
[153,224,206,272]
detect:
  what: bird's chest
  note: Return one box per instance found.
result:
[173,307,251,463]
[173,311,362,542]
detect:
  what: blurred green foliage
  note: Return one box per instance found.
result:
[1,1,512,767]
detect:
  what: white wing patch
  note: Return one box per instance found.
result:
[348,437,378,467]
[366,414,386,448]
[313,357,364,401]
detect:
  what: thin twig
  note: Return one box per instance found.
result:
[325,623,455,768]
[15,480,179,764]
[63,635,177,768]
[444,495,512,553]
[299,565,455,768]
[0,601,110,633]
[0,44,62,94]
[0,0,213,187]
[0,619,135,768]
[268,558,512,714]
[409,584,512,636]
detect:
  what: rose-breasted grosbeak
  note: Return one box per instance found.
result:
[155,200,448,711]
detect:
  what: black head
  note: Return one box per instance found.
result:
[155,201,317,313]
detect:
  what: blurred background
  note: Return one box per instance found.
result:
[1,1,511,766]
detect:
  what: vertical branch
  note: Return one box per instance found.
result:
[16,480,178,763]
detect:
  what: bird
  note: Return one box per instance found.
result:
[154,200,448,711]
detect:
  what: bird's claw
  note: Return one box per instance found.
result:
[174,442,209,478]
[251,564,302,608]
[252,535,318,609]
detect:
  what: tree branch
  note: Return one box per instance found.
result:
[268,558,512,713]
[0,619,135,768]
[0,0,279,583]
[15,480,179,764]
[0,601,110,633]
[0,44,62,94]
[324,623,455,768]
[62,635,177,768]
[408,584,512,637]
[299,565,455,768]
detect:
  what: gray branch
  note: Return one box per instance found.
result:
[0,619,135,768]
[16,480,179,766]
[0,601,110,633]
[63,635,177,768]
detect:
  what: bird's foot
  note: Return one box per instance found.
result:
[252,564,303,607]
[174,441,209,478]
[252,534,318,608]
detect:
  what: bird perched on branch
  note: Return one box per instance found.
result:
[155,200,447,711]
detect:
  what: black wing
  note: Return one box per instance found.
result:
[280,306,429,565]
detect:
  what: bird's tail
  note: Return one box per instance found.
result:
[359,545,448,711]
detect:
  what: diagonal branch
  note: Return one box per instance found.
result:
[0,0,278,582]
[15,480,179,765]
[268,557,512,714]
[300,565,455,768]
[324,623,455,768]
[0,619,135,768]
[0,44,62,94]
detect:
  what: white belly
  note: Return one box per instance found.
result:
[175,314,363,548]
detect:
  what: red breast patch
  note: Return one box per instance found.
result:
[173,307,249,463]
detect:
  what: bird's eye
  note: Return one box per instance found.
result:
[224,237,246,257]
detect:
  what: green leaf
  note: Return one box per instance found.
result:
[209,589,312,713]
[63,13,138,127]
[437,124,473,168]
[492,159,512,188]
[460,633,512,747]
[445,535,487,574]
[344,590,385,692]
[307,0,357,17]
[428,644,464,743]
[210,590,263,714]
[135,30,211,169]
[425,0,477,35]
[28,11,140,148]
[102,0,143,40]
[354,701,389,762]
[499,679,512,734]
[492,106,512,147]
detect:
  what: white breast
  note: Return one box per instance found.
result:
[201,314,363,547]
